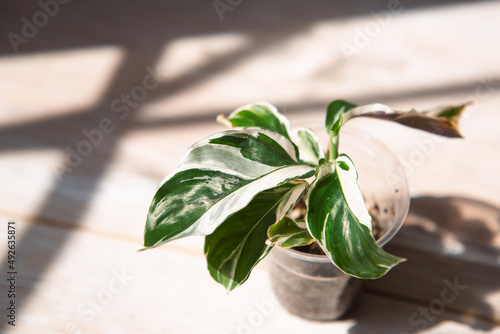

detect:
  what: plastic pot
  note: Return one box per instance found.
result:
[268,128,410,321]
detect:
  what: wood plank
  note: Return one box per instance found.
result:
[0,220,496,333]
[1,0,500,332]
[366,196,500,323]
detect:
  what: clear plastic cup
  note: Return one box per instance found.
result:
[268,128,410,321]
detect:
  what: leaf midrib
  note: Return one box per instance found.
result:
[216,186,297,286]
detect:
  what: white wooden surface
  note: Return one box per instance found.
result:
[1,0,500,333]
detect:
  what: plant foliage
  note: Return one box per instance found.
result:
[144,100,467,291]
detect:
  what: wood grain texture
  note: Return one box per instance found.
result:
[1,219,497,334]
[366,197,500,323]
[1,0,500,332]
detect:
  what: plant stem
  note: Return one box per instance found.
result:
[329,135,339,161]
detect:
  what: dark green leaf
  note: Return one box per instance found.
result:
[205,182,307,291]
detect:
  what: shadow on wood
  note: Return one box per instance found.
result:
[348,196,500,333]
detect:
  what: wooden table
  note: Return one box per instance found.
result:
[1,0,499,332]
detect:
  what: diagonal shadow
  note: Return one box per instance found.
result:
[128,77,499,131]
[0,1,495,331]
[1,75,497,155]
[0,9,334,327]
[0,0,489,56]
[348,196,500,332]
[0,46,164,332]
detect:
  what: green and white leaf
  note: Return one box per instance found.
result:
[325,100,357,160]
[144,128,316,248]
[223,102,292,139]
[220,102,325,166]
[291,127,326,166]
[268,216,315,248]
[205,182,307,291]
[306,155,405,279]
[326,99,468,138]
[326,100,357,133]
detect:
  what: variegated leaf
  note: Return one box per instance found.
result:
[326,100,468,138]
[268,216,314,248]
[325,100,356,159]
[291,127,326,166]
[221,102,325,166]
[306,155,405,279]
[224,102,292,139]
[205,182,307,291]
[325,100,357,132]
[144,128,316,248]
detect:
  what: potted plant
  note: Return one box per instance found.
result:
[142,100,466,320]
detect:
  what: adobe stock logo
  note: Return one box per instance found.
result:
[53,65,162,179]
[213,0,244,22]
[223,298,276,334]
[400,277,467,334]
[7,0,72,54]
[53,267,135,334]
[340,0,404,62]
